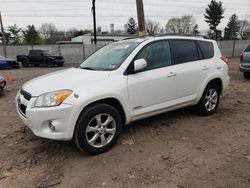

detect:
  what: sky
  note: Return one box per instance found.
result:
[1,0,250,33]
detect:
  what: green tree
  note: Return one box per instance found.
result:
[8,24,22,44]
[224,14,240,40]
[204,0,225,40]
[125,17,138,34]
[23,25,42,44]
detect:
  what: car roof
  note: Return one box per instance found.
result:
[119,35,213,44]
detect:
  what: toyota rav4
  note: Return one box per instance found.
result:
[15,36,230,155]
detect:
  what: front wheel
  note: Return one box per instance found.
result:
[57,62,63,67]
[196,83,220,116]
[47,59,54,67]
[74,104,122,155]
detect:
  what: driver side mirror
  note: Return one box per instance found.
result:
[134,59,147,72]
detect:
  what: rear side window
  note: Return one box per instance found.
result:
[244,45,250,52]
[197,41,214,59]
[171,40,199,64]
[30,50,41,56]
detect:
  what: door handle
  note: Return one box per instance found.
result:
[167,72,177,77]
[203,66,210,71]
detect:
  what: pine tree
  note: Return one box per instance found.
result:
[224,14,240,40]
[126,17,138,34]
[204,0,224,40]
[22,25,42,44]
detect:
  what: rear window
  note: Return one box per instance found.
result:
[171,40,199,64]
[29,50,42,56]
[244,45,250,52]
[197,41,214,59]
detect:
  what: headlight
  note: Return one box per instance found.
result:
[35,90,72,107]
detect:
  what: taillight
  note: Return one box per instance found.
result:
[220,56,229,65]
[240,53,243,62]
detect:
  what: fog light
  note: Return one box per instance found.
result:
[49,121,56,131]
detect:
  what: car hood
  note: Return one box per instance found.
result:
[22,68,111,96]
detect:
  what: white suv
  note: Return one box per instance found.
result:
[15,36,230,155]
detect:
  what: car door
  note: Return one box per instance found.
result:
[127,40,176,117]
[169,39,212,101]
[29,50,42,63]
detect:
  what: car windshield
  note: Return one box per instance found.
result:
[43,50,53,55]
[79,41,140,71]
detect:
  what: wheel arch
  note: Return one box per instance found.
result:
[197,77,223,104]
[207,78,223,94]
[76,97,126,126]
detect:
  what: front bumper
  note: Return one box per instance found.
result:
[15,91,78,140]
[239,63,250,73]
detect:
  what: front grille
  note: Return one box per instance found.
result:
[19,104,27,116]
[20,89,31,101]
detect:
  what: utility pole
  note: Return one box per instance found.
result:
[92,0,97,44]
[0,11,7,57]
[136,0,145,37]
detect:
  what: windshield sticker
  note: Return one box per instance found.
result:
[115,45,130,50]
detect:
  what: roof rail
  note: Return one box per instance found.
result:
[155,33,209,39]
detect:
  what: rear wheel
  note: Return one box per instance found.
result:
[244,72,250,79]
[74,103,122,155]
[196,83,220,116]
[57,62,63,67]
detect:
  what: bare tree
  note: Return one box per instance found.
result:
[238,20,249,40]
[39,23,58,43]
[165,15,197,34]
[145,19,160,36]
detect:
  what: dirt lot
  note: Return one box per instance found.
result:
[0,58,250,188]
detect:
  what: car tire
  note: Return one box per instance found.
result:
[47,59,54,67]
[196,83,220,116]
[74,103,122,155]
[21,59,29,67]
[243,72,250,79]
[57,62,63,67]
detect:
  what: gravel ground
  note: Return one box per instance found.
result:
[0,58,250,188]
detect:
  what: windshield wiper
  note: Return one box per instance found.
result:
[80,67,96,70]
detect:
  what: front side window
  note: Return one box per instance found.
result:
[134,41,171,71]
[79,42,139,71]
[171,40,199,64]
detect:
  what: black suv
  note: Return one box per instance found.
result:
[16,50,64,67]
